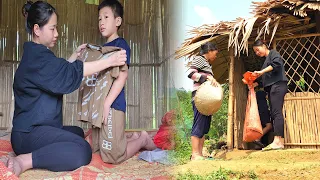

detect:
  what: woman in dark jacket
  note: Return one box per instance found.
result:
[6,1,126,176]
[251,39,288,151]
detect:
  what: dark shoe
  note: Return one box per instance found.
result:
[252,140,265,149]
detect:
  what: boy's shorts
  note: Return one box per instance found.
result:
[92,108,127,164]
[191,101,212,138]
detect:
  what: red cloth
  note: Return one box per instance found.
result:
[0,140,19,180]
[242,71,258,85]
[153,110,175,150]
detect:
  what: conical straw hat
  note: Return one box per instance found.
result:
[194,81,223,116]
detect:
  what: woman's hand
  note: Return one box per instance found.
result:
[207,75,218,87]
[253,70,264,78]
[103,50,127,67]
[247,82,258,89]
[83,50,127,76]
[75,44,87,57]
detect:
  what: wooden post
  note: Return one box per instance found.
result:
[272,40,277,50]
[233,92,238,149]
[316,11,320,33]
[227,48,235,149]
[316,11,320,95]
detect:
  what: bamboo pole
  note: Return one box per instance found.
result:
[308,92,317,149]
[315,94,320,149]
[227,48,235,150]
[283,95,291,148]
[272,40,277,50]
[233,93,238,149]
[285,143,320,146]
[284,96,320,101]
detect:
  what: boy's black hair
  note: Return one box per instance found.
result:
[98,0,124,19]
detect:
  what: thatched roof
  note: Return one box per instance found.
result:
[176,0,320,83]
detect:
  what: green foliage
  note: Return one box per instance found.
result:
[207,84,229,142]
[172,85,229,164]
[175,89,194,133]
[247,170,258,180]
[169,139,192,165]
[176,170,203,180]
[175,84,229,142]
[175,168,259,180]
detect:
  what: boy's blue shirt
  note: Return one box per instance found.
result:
[103,37,130,113]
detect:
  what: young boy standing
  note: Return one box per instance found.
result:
[98,0,156,164]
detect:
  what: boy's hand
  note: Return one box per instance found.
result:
[103,50,127,67]
[75,44,87,57]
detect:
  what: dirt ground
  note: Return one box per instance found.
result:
[172,149,320,180]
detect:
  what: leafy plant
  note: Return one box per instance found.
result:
[296,73,306,91]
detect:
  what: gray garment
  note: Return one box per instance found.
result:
[261,50,288,87]
[138,148,172,165]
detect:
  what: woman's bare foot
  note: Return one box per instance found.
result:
[0,156,9,166]
[270,136,285,149]
[190,153,205,161]
[7,153,32,176]
[7,157,23,176]
[141,131,157,151]
[268,143,284,149]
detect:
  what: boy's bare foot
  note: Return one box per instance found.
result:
[127,132,140,141]
[141,131,157,151]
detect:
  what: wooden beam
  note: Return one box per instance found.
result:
[130,63,161,67]
[284,96,320,101]
[275,33,320,41]
[285,143,320,146]
[278,23,316,33]
[227,48,235,150]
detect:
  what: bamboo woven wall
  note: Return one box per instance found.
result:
[121,0,175,129]
[275,34,320,149]
[0,0,175,130]
[283,92,320,149]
